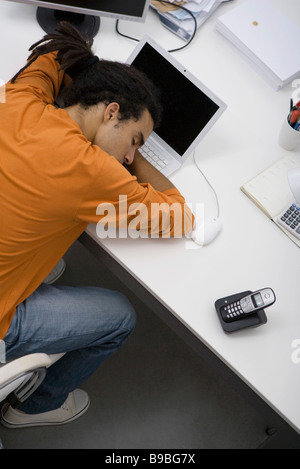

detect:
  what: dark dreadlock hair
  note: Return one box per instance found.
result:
[11,22,162,127]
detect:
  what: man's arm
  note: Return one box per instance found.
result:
[10,52,65,104]
[124,150,195,235]
[126,150,175,192]
[78,147,195,236]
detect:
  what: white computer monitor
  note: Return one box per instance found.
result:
[6,0,151,38]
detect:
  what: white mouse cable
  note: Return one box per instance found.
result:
[192,152,220,219]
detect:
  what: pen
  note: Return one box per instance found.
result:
[287,99,300,127]
[290,110,300,125]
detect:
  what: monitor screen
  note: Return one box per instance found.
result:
[7,0,151,38]
[130,41,221,157]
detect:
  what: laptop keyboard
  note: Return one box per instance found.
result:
[139,142,169,172]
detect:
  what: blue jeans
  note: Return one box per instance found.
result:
[3,284,136,414]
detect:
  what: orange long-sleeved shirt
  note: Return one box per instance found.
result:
[0,52,193,339]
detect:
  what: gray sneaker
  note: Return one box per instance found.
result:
[43,259,66,284]
[1,389,90,428]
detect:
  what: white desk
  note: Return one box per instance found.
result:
[1,0,300,448]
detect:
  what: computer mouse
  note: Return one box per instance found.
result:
[191,217,222,246]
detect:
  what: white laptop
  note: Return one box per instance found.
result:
[127,35,227,176]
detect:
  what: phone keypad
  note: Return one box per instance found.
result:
[222,301,244,321]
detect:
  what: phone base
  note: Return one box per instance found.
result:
[215,291,267,333]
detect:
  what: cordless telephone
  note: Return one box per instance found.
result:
[215,288,276,332]
[220,288,276,323]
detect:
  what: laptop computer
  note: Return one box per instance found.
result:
[127,35,227,176]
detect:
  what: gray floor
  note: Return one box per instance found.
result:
[0,241,269,449]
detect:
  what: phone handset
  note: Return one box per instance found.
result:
[221,288,276,323]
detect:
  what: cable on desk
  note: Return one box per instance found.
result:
[193,153,220,218]
[115,0,197,53]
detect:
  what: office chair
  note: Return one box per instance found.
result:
[0,352,65,448]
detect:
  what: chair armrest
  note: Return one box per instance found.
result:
[0,353,65,385]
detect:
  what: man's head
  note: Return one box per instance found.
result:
[62,57,162,129]
[60,51,161,164]
[66,100,154,165]
[11,22,162,165]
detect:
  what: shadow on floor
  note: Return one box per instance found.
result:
[0,241,269,449]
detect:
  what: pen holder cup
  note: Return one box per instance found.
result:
[278,117,300,151]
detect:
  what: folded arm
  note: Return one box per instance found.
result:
[125,150,175,192]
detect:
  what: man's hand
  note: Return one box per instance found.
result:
[125,150,175,192]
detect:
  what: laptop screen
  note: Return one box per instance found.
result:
[130,42,220,157]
